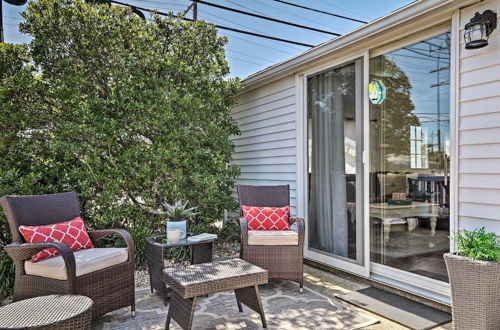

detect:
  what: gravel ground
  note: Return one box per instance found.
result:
[135,240,239,288]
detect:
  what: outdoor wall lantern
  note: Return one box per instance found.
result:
[464,10,497,49]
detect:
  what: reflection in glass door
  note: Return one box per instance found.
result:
[369,32,451,282]
[307,59,363,264]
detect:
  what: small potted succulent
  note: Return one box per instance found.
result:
[162,200,198,240]
[444,227,500,330]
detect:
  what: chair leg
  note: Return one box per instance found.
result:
[131,304,136,317]
[165,315,171,329]
[299,282,304,294]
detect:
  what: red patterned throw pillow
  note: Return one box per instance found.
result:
[19,217,94,263]
[242,205,291,231]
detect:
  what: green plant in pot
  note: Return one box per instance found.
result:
[162,201,198,240]
[445,227,500,330]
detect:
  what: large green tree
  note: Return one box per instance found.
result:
[0,0,240,273]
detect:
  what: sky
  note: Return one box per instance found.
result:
[2,0,415,78]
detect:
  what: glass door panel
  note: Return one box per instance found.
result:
[369,32,451,282]
[307,59,364,264]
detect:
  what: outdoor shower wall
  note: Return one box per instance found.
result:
[457,0,500,234]
[231,75,298,215]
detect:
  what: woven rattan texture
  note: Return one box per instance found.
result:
[1,192,136,319]
[444,253,500,330]
[237,185,304,289]
[163,258,268,299]
[0,295,92,329]
[237,185,290,212]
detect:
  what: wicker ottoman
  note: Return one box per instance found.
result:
[163,258,268,330]
[0,295,93,329]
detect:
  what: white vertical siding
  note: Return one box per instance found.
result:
[458,0,500,233]
[231,76,297,214]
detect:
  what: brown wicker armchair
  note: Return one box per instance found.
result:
[237,184,304,292]
[0,191,135,319]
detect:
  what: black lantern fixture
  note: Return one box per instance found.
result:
[464,10,497,49]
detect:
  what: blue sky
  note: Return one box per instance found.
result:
[3,0,414,78]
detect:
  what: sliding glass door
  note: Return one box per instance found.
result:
[307,59,364,266]
[369,32,451,283]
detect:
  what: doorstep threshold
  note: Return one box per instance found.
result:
[304,259,451,311]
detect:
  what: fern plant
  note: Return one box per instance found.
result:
[162,200,198,222]
[450,227,500,261]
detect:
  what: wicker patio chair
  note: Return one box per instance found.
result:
[237,184,304,292]
[0,191,135,319]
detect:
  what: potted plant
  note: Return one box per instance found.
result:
[162,200,198,239]
[444,227,500,330]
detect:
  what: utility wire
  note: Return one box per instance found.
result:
[199,8,306,51]
[223,32,303,55]
[270,0,367,24]
[251,0,338,37]
[316,0,373,21]
[224,0,269,17]
[110,0,316,47]
[191,0,341,36]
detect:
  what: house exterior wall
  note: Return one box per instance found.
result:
[230,75,297,215]
[457,0,500,234]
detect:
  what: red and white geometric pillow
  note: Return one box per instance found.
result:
[19,217,94,263]
[241,205,291,231]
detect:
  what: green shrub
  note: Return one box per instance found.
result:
[0,250,15,300]
[0,0,241,291]
[219,218,241,243]
[451,227,500,261]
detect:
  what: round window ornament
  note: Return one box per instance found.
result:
[369,80,386,105]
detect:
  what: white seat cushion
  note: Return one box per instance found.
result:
[25,248,128,280]
[248,230,298,246]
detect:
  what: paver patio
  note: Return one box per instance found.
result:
[91,264,452,329]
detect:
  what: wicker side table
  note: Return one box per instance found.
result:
[0,295,93,330]
[145,234,216,305]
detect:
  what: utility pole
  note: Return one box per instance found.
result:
[192,1,197,21]
[1,1,4,43]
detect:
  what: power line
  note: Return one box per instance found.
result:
[251,0,338,37]
[199,8,306,51]
[223,32,303,55]
[316,0,373,21]
[223,0,269,17]
[191,0,341,36]
[228,49,276,64]
[226,55,268,67]
[110,0,316,47]
[270,0,367,24]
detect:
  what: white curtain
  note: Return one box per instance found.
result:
[308,69,349,257]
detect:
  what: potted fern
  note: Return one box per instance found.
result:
[444,227,500,330]
[162,200,198,239]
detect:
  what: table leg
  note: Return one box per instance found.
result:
[166,291,197,330]
[236,297,243,312]
[430,217,437,236]
[383,222,391,242]
[234,285,267,328]
[191,241,214,264]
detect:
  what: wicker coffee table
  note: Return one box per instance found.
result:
[145,234,216,305]
[163,258,268,330]
[0,295,93,329]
